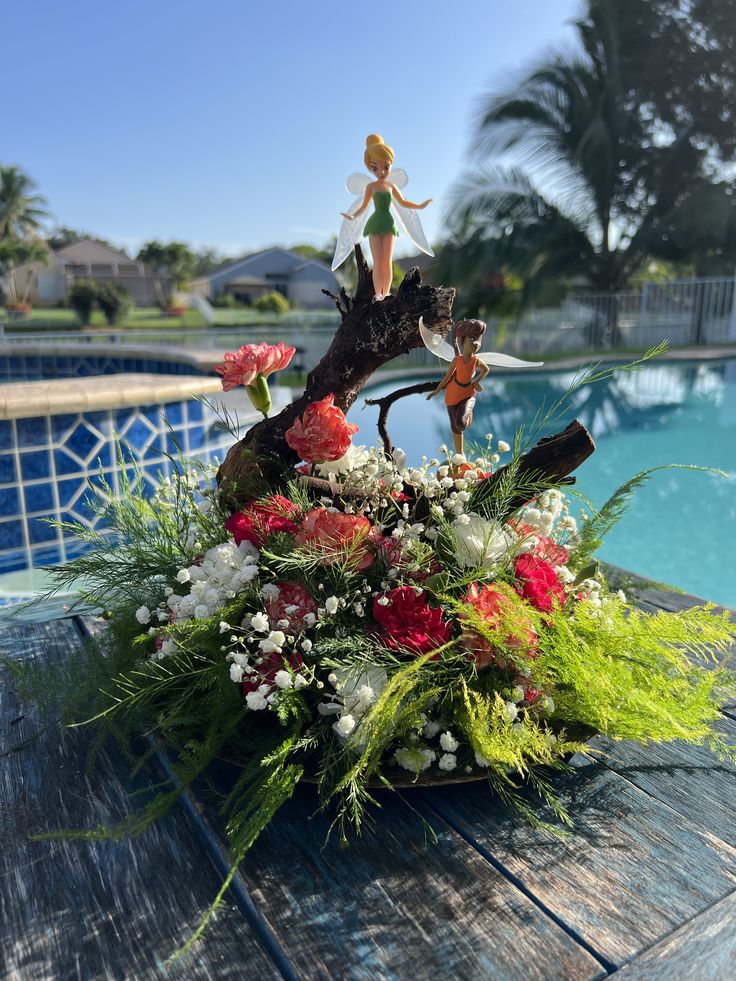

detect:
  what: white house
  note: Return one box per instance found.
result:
[9,240,162,307]
[190,247,338,309]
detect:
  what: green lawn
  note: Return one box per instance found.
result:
[1,306,339,332]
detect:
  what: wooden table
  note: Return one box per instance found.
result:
[2,581,735,980]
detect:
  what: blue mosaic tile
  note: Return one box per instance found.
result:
[69,495,98,523]
[0,549,28,572]
[0,486,20,518]
[89,443,113,469]
[0,453,16,485]
[143,435,164,460]
[85,410,111,434]
[124,417,156,454]
[20,450,50,481]
[28,516,58,544]
[16,415,50,447]
[166,431,184,455]
[187,399,203,422]
[30,545,63,566]
[67,421,102,462]
[57,476,85,507]
[25,356,40,374]
[141,404,163,428]
[164,401,183,426]
[24,482,55,514]
[114,407,134,431]
[188,425,205,450]
[54,447,86,476]
[51,413,79,442]
[0,420,12,451]
[0,520,24,549]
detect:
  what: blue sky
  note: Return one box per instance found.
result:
[6,0,581,258]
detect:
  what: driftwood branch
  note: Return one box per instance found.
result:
[217,244,455,508]
[477,420,596,520]
[365,381,437,455]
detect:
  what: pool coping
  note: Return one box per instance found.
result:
[0,373,225,420]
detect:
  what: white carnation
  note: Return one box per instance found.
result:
[438,753,457,772]
[439,731,459,753]
[135,606,151,625]
[453,513,516,570]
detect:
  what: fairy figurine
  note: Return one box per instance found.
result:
[422,317,544,454]
[332,133,434,300]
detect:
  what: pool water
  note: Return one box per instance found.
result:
[351,359,736,608]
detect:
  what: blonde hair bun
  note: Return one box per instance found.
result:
[364,133,395,168]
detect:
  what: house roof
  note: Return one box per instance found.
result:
[207,247,333,282]
[55,239,136,265]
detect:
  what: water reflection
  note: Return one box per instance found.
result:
[353,359,736,606]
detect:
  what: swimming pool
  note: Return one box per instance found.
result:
[351,359,736,608]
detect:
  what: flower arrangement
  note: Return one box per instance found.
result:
[16,339,735,960]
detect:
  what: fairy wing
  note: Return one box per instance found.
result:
[332,174,371,271]
[419,317,455,362]
[388,169,434,258]
[419,318,544,368]
[478,352,545,368]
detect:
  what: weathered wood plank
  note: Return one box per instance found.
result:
[612,890,736,980]
[0,619,284,981]
[196,761,606,981]
[420,756,736,969]
[590,715,736,845]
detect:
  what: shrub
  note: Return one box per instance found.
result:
[212,292,236,309]
[96,282,133,325]
[255,290,290,314]
[69,280,98,325]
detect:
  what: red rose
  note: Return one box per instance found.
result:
[373,586,451,655]
[225,495,300,547]
[285,394,359,463]
[266,580,317,633]
[461,581,538,667]
[514,554,566,612]
[295,508,376,571]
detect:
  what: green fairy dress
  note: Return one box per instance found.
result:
[364,190,399,237]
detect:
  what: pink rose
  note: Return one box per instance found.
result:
[225,495,300,548]
[285,394,359,463]
[214,342,295,391]
[372,586,451,656]
[514,554,566,612]
[295,508,376,571]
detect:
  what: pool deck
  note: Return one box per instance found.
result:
[2,576,735,980]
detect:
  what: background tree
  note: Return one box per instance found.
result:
[0,165,51,240]
[136,240,196,306]
[0,238,48,306]
[442,0,736,312]
[46,226,115,251]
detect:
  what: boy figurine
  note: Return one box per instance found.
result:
[426,319,489,455]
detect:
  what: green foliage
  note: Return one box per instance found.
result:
[0,164,50,239]
[68,280,98,325]
[212,291,237,308]
[96,281,133,325]
[445,0,736,306]
[254,290,290,314]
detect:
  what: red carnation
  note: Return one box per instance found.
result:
[225,495,300,548]
[266,581,317,633]
[372,586,451,655]
[514,554,566,612]
[295,508,377,571]
[285,394,359,464]
[460,581,538,668]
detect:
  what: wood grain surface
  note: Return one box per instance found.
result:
[421,756,736,969]
[612,890,736,980]
[195,761,605,981]
[0,619,283,980]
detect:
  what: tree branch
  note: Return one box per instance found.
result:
[365,381,437,455]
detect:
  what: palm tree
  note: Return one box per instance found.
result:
[0,165,51,240]
[444,0,730,309]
